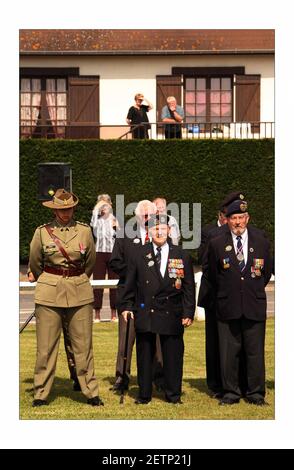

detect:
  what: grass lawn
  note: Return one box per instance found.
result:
[20,318,274,420]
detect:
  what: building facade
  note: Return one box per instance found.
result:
[19,29,275,139]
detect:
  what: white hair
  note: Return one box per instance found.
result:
[135,200,157,216]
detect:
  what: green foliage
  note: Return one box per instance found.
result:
[20,139,274,261]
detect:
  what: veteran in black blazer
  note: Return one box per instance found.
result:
[198,191,245,396]
[109,200,164,391]
[207,200,272,406]
[120,214,195,404]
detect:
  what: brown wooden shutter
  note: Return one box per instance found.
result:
[235,75,260,132]
[68,76,99,138]
[156,75,182,121]
[156,75,182,137]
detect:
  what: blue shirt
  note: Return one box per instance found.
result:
[161,105,184,120]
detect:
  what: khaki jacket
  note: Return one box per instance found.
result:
[29,219,96,307]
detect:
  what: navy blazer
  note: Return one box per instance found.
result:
[120,243,196,335]
[207,226,272,321]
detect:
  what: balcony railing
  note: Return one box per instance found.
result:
[19,121,275,140]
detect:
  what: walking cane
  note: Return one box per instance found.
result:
[120,312,131,404]
[19,310,35,334]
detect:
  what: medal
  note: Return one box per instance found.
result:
[223,258,230,269]
[237,253,244,262]
[175,278,182,289]
[251,272,256,278]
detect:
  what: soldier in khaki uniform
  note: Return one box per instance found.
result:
[29,188,104,407]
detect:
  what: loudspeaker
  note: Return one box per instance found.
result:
[37,162,72,201]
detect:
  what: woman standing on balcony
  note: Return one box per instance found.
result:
[90,194,119,322]
[126,93,153,139]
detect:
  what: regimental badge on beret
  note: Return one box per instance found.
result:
[240,194,244,200]
[240,202,247,212]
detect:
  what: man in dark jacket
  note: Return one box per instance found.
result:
[198,191,245,397]
[207,200,272,406]
[120,214,195,404]
[109,200,164,391]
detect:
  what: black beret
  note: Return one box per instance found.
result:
[145,214,170,228]
[219,191,245,212]
[226,200,248,217]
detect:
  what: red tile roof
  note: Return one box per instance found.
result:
[20,29,274,55]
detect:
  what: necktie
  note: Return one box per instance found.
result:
[236,235,245,271]
[144,232,150,244]
[155,246,162,270]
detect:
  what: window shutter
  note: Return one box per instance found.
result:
[68,76,100,138]
[235,75,260,132]
[156,75,182,121]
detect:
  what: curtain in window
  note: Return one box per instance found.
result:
[20,79,41,136]
[46,79,67,137]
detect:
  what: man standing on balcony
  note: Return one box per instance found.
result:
[161,96,184,139]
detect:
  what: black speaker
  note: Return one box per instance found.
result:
[37,162,72,201]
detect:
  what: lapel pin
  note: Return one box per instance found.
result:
[133,238,140,244]
[148,260,154,267]
[249,247,254,252]
[225,245,232,251]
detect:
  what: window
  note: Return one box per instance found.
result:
[20,78,67,138]
[184,77,232,125]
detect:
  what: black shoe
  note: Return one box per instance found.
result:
[111,378,129,392]
[87,396,104,406]
[210,391,223,399]
[246,397,268,406]
[135,398,151,405]
[32,399,48,407]
[73,381,81,391]
[166,398,183,404]
[219,397,240,406]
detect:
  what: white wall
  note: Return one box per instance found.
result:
[20,54,274,125]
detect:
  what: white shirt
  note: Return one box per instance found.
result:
[90,209,116,252]
[231,229,248,265]
[152,241,169,277]
[139,225,151,245]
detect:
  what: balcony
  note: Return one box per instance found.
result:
[19,121,275,140]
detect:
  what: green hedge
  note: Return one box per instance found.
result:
[20,139,274,262]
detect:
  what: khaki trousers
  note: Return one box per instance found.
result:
[34,303,99,401]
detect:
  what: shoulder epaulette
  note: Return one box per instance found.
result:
[38,222,51,229]
[76,221,90,227]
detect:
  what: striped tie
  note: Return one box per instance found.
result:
[155,246,162,268]
[236,235,245,271]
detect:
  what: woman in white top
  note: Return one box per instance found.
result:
[90,194,119,322]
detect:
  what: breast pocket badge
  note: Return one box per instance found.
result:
[222,257,230,269]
